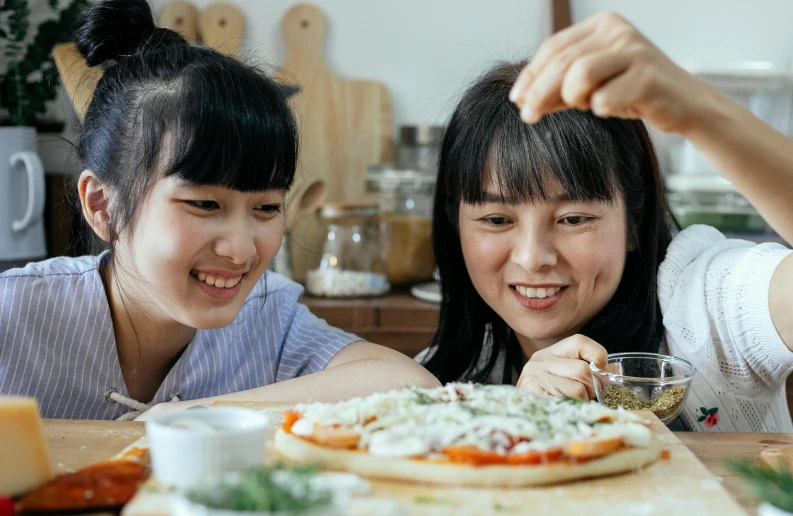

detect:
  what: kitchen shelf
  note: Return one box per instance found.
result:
[303,290,439,358]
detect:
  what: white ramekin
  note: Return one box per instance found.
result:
[145,407,270,489]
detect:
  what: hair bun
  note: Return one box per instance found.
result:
[74,0,162,66]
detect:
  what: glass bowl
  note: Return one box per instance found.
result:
[589,352,696,424]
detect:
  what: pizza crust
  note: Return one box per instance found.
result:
[274,429,662,487]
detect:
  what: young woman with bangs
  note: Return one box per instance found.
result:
[0,0,438,420]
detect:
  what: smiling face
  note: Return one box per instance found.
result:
[458,176,629,353]
[111,176,286,330]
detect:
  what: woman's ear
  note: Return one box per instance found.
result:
[78,170,113,242]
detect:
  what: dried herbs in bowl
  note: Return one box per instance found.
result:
[589,352,696,424]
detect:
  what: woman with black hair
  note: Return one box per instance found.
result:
[422,12,793,432]
[0,0,438,420]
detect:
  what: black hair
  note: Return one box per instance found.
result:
[74,0,298,252]
[69,0,299,370]
[423,61,675,384]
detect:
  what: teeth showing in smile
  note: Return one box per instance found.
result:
[192,271,242,289]
[515,286,562,299]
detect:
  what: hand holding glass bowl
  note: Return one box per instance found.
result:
[589,352,696,424]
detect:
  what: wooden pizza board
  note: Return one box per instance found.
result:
[273,4,395,282]
[122,402,748,516]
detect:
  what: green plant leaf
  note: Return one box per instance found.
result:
[725,459,793,512]
[0,0,91,126]
[697,416,706,422]
[709,407,718,414]
[700,407,708,416]
[5,0,30,43]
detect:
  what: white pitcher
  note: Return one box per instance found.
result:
[0,127,46,266]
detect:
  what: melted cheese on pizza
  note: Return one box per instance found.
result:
[288,383,652,459]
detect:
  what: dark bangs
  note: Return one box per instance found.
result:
[77,33,299,252]
[135,50,298,192]
[449,83,624,215]
[424,60,674,385]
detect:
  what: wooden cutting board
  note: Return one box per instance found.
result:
[199,2,245,59]
[273,4,394,282]
[122,403,748,516]
[52,42,101,122]
[53,1,244,122]
[159,1,201,44]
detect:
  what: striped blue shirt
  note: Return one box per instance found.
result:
[0,255,360,419]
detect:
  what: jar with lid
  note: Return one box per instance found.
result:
[397,125,444,173]
[367,164,436,285]
[305,203,390,298]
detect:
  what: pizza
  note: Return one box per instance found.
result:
[15,441,150,513]
[274,383,663,487]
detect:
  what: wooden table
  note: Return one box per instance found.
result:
[41,419,793,514]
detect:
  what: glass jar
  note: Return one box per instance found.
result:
[367,164,435,285]
[305,203,390,298]
[397,125,444,173]
[666,175,770,234]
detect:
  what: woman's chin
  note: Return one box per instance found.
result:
[511,323,572,347]
[180,311,238,330]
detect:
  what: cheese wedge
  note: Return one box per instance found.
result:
[0,397,53,496]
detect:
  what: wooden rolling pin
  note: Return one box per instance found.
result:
[760,446,793,472]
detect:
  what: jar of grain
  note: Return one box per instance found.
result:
[366,165,435,285]
[305,203,390,298]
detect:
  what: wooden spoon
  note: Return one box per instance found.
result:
[199,2,245,58]
[286,179,327,229]
[159,1,200,43]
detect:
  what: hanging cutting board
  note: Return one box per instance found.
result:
[274,4,394,282]
[199,2,245,59]
[53,42,101,121]
[159,1,200,44]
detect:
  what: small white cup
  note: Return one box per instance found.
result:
[146,407,270,490]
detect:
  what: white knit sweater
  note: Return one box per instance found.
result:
[658,225,793,432]
[417,225,793,432]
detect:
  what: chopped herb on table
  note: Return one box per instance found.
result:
[185,463,333,512]
[414,495,453,505]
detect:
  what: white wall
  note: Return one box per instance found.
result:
[149,0,793,131]
[31,0,793,173]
